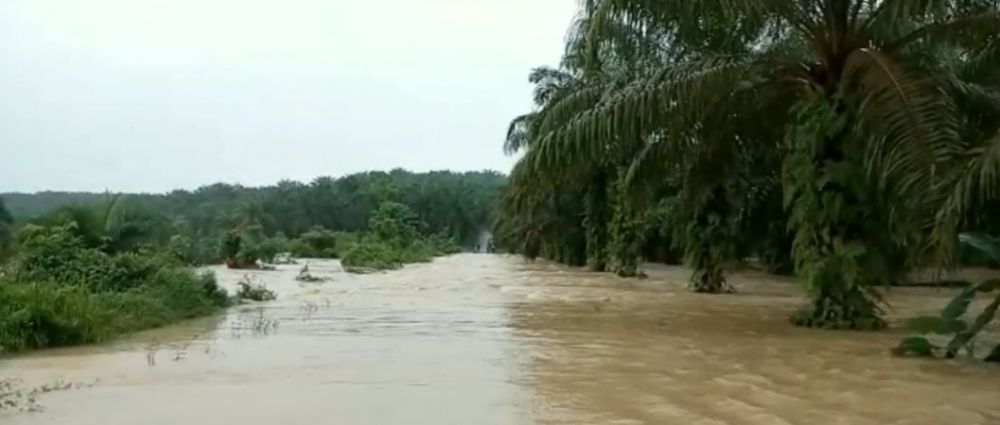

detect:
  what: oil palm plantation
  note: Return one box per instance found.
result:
[498,4,667,276]
[514,0,1000,329]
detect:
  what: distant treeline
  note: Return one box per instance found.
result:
[2,169,506,249]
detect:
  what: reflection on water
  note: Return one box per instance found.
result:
[2,255,999,424]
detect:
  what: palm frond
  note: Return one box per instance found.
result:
[504,113,536,155]
[886,11,1000,51]
[930,130,1000,267]
[845,48,961,192]
[531,55,757,176]
[587,0,786,60]
[866,0,953,33]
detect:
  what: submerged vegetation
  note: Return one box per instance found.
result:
[235,275,277,302]
[496,0,1000,336]
[341,201,461,273]
[3,2,1000,374]
[3,170,504,266]
[0,170,497,353]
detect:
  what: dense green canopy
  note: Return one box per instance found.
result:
[498,0,1000,330]
[2,169,505,250]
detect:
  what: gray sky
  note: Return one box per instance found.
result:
[0,0,576,193]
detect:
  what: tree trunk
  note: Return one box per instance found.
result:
[584,173,609,272]
[784,100,886,330]
[684,186,734,293]
[607,167,640,277]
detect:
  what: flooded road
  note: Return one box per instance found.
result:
[2,255,999,424]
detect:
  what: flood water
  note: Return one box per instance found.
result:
[2,254,999,424]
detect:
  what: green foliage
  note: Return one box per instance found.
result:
[498,0,1000,336]
[607,167,641,277]
[783,101,892,330]
[235,275,277,302]
[11,224,170,293]
[341,239,406,273]
[0,215,230,353]
[341,202,461,273]
[220,230,249,268]
[895,280,1000,361]
[295,265,328,283]
[167,234,219,265]
[680,188,740,293]
[292,226,339,258]
[2,170,504,252]
[0,197,12,261]
[0,264,228,353]
[583,176,609,272]
[26,195,168,255]
[958,233,1000,268]
[0,283,114,351]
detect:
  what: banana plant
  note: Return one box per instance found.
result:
[894,279,1000,361]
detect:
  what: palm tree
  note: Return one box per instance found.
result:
[527,0,1000,329]
[27,194,166,254]
[500,2,676,276]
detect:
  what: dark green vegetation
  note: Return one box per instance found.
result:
[0,170,502,353]
[0,198,12,261]
[3,170,504,267]
[896,280,1000,362]
[0,222,229,353]
[497,0,1000,336]
[341,201,461,273]
[896,236,1000,361]
[235,275,277,302]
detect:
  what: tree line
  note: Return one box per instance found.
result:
[0,169,504,353]
[1,169,506,264]
[495,0,1000,339]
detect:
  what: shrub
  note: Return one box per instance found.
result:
[291,226,339,258]
[294,265,328,282]
[0,224,231,354]
[339,202,462,273]
[340,239,402,273]
[0,282,113,352]
[168,234,222,265]
[235,275,276,302]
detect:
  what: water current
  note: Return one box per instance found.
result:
[2,255,999,424]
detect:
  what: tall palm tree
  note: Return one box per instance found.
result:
[528,0,1000,329]
[500,1,677,276]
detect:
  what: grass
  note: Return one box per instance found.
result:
[0,270,230,354]
[0,224,232,354]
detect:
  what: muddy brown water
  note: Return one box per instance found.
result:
[2,255,999,424]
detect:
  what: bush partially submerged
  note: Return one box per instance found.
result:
[340,202,460,273]
[290,226,340,258]
[235,275,277,302]
[295,265,329,282]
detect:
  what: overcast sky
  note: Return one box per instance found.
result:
[0,0,577,193]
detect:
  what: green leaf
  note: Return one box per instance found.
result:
[893,336,937,357]
[968,294,1000,335]
[946,294,1000,357]
[959,233,1000,263]
[941,285,978,322]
